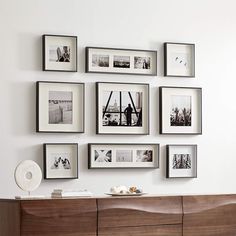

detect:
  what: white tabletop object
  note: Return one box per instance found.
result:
[14,160,42,194]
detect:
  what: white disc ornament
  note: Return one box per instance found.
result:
[14,160,42,193]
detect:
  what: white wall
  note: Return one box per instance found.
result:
[1,0,236,198]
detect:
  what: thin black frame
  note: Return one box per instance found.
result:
[166,144,197,178]
[159,86,202,135]
[88,143,160,169]
[42,34,78,72]
[96,82,150,135]
[43,143,78,180]
[86,47,157,76]
[164,42,195,77]
[36,81,85,133]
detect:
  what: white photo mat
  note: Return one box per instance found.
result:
[86,47,157,75]
[97,82,149,134]
[44,144,78,179]
[167,145,197,178]
[89,144,159,168]
[37,82,84,132]
[43,35,77,71]
[165,43,195,77]
[161,87,202,134]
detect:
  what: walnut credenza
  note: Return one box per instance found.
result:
[1,194,236,236]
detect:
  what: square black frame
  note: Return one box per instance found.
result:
[166,144,197,178]
[86,47,157,76]
[36,81,85,133]
[96,82,150,135]
[88,143,159,169]
[164,42,195,77]
[159,86,202,135]
[43,143,78,180]
[42,34,78,72]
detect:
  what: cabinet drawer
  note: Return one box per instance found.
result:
[183,195,236,236]
[21,199,97,236]
[98,196,182,228]
[99,224,182,236]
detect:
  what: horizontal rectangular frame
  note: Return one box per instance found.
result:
[36,81,85,133]
[43,143,79,180]
[159,86,202,135]
[88,143,160,169]
[164,42,195,77]
[166,144,197,178]
[96,82,150,135]
[86,46,157,76]
[42,34,78,72]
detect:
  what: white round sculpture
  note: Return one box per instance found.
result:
[14,160,42,194]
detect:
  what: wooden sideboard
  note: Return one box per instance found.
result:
[1,194,236,236]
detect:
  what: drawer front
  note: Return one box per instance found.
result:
[98,196,182,228]
[99,224,182,236]
[0,201,20,236]
[183,195,236,236]
[21,199,97,236]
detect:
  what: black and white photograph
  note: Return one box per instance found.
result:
[44,143,78,179]
[170,95,191,126]
[88,144,159,169]
[134,56,151,69]
[160,86,202,134]
[37,81,84,133]
[116,150,133,162]
[94,150,112,162]
[50,153,72,170]
[102,90,142,127]
[43,35,77,72]
[113,56,130,68]
[171,53,189,70]
[48,91,73,124]
[172,154,191,169]
[49,45,70,62]
[86,47,157,75]
[164,42,195,77]
[97,82,149,135]
[136,150,153,162]
[92,54,109,67]
[166,145,197,178]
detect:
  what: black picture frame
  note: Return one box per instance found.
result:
[36,81,85,133]
[88,143,159,169]
[159,86,202,135]
[42,34,77,72]
[96,82,150,135]
[164,42,195,77]
[166,144,197,178]
[86,47,157,76]
[44,143,78,180]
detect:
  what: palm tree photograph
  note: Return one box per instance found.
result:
[170,95,191,126]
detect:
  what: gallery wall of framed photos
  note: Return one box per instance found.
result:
[37,34,201,184]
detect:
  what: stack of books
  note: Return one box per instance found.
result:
[51,189,93,198]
